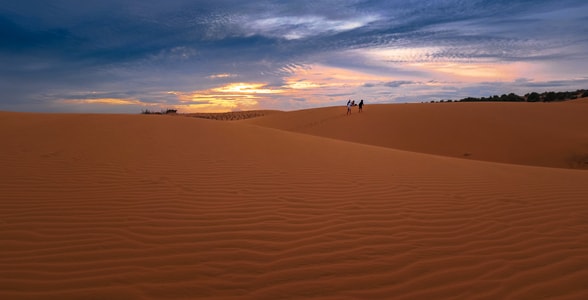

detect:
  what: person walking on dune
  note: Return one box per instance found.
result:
[346,100,352,115]
[359,99,364,112]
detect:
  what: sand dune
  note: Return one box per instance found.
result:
[182,110,280,121]
[565,97,588,104]
[1,108,588,299]
[245,100,588,169]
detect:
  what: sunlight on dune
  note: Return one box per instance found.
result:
[2,103,588,299]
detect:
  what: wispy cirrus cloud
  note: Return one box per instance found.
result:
[243,14,381,40]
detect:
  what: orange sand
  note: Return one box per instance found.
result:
[245,100,588,169]
[182,110,280,121]
[1,103,588,299]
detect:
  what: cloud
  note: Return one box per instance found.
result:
[243,14,380,40]
[207,73,237,79]
[511,77,588,89]
[57,98,144,106]
[166,82,286,112]
[363,80,415,88]
[1,0,587,112]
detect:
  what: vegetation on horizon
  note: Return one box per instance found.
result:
[431,89,588,103]
[139,108,278,120]
[141,108,177,114]
[140,89,588,114]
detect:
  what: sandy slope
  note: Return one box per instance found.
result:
[1,110,588,299]
[245,100,588,169]
[181,110,280,121]
[565,97,588,104]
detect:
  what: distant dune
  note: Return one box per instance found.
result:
[182,110,280,121]
[246,99,588,169]
[565,97,588,104]
[1,104,588,299]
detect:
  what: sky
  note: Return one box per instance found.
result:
[1,0,588,113]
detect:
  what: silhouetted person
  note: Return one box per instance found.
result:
[359,99,364,112]
[346,100,352,115]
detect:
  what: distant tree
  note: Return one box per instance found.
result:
[502,93,520,101]
[526,92,540,102]
[447,89,582,103]
[544,92,557,102]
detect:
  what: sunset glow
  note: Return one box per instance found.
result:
[2,1,587,112]
[408,62,523,81]
[212,83,283,94]
[169,83,281,112]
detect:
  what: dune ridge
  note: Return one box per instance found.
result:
[1,109,588,299]
[245,100,588,169]
[181,110,280,121]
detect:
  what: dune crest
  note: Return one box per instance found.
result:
[245,101,588,169]
[1,110,588,299]
[181,110,280,121]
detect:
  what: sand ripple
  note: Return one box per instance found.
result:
[1,111,587,299]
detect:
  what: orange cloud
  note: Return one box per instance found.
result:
[207,73,236,79]
[170,82,286,112]
[408,62,528,81]
[277,64,399,105]
[213,82,283,94]
[171,64,412,112]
